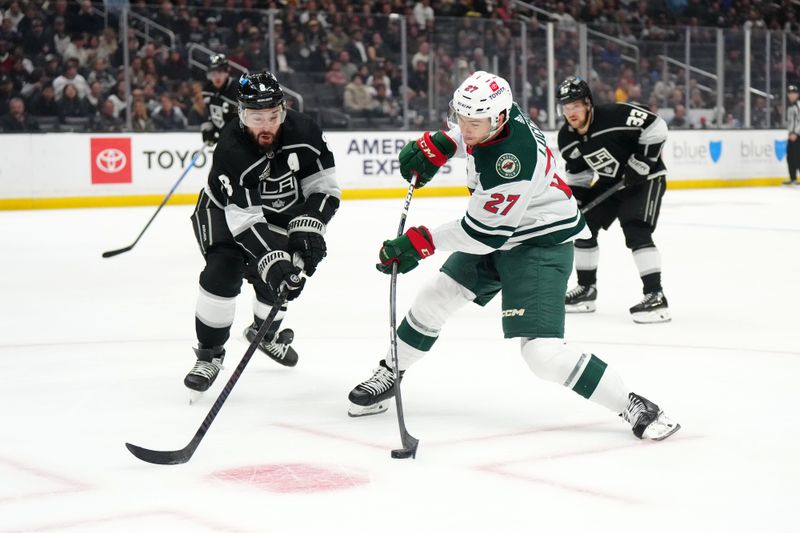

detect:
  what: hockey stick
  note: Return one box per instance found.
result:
[126,288,289,465]
[388,178,420,460]
[102,147,205,258]
[580,181,625,214]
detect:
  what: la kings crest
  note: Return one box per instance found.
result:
[583,147,620,177]
[258,161,299,213]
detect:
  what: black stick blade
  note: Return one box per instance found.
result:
[125,442,192,465]
[390,435,419,459]
[102,246,133,258]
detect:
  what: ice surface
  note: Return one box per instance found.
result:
[1,187,798,532]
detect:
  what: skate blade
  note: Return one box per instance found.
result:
[348,401,389,417]
[565,301,596,313]
[643,413,681,441]
[188,389,203,405]
[631,308,671,324]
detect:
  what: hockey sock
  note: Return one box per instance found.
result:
[388,273,474,371]
[195,287,236,347]
[254,298,287,333]
[632,246,662,293]
[521,338,628,413]
[575,246,599,286]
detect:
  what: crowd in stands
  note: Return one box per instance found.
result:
[1,0,800,133]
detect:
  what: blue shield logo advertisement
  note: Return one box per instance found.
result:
[709,141,722,163]
[774,139,787,161]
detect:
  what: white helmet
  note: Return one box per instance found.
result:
[449,71,513,137]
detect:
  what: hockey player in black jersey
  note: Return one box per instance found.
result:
[200,54,239,147]
[185,71,341,395]
[557,76,670,324]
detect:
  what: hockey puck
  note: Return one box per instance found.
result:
[391,449,415,459]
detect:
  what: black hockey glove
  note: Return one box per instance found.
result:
[623,154,651,188]
[570,186,591,208]
[257,251,306,302]
[287,215,327,276]
[201,122,219,147]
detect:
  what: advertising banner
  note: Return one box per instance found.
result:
[0,129,791,209]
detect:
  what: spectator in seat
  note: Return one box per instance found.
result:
[337,50,358,81]
[21,17,48,57]
[71,0,104,36]
[62,33,92,68]
[186,91,206,126]
[28,84,58,117]
[57,82,89,122]
[324,61,347,87]
[93,98,123,132]
[151,92,187,131]
[203,17,224,51]
[413,0,435,31]
[274,40,294,75]
[49,16,70,57]
[0,96,39,131]
[327,25,349,54]
[344,73,376,115]
[107,80,128,118]
[373,83,398,118]
[85,80,103,113]
[408,60,429,99]
[669,104,690,129]
[131,100,154,132]
[0,74,18,116]
[411,41,430,68]
[95,28,118,63]
[87,57,115,94]
[53,60,89,100]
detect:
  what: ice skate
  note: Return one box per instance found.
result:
[565,284,597,313]
[184,345,225,403]
[629,291,671,323]
[243,324,298,367]
[621,392,681,440]
[348,360,403,417]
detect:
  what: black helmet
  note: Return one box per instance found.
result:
[208,53,229,72]
[557,76,592,105]
[789,84,799,94]
[238,71,284,110]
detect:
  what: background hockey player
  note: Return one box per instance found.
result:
[347,71,680,442]
[200,54,239,147]
[185,71,341,395]
[556,76,670,323]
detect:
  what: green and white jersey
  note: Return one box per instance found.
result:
[431,103,590,254]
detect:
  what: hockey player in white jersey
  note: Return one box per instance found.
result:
[346,71,680,442]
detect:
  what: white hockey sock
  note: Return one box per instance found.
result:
[195,286,236,329]
[388,273,474,371]
[632,246,661,278]
[253,298,287,324]
[575,245,599,272]
[521,338,628,414]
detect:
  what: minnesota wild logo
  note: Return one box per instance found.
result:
[496,153,521,179]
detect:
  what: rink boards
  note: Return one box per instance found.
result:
[0,129,790,210]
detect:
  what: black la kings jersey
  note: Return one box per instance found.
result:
[202,78,239,132]
[197,109,340,261]
[557,103,668,188]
